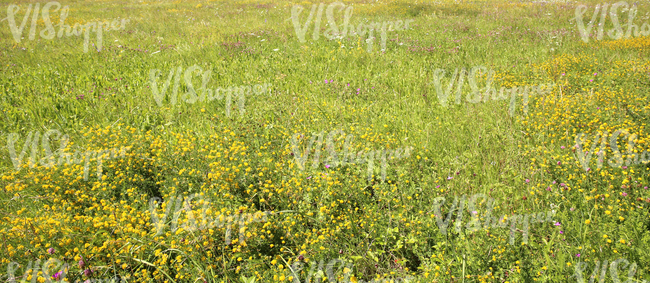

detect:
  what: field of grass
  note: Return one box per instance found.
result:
[1,0,650,282]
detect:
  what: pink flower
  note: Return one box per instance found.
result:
[79,256,85,268]
[557,161,561,165]
[622,192,628,197]
[561,146,565,149]
[325,165,330,169]
[47,248,55,254]
[307,176,312,179]
[525,179,530,183]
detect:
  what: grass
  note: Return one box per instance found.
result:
[1,0,650,282]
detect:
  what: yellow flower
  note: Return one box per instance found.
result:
[585,219,591,224]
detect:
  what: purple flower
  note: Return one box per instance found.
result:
[325,80,328,83]
[84,269,93,277]
[562,73,565,76]
[79,256,85,268]
[525,179,530,183]
[560,231,564,234]
[560,183,566,187]
[325,165,330,169]
[447,176,453,180]
[53,271,64,281]
[557,161,561,165]
[561,146,565,149]
[554,222,561,226]
[307,176,312,179]
[622,192,628,197]
[576,253,581,257]
[47,248,55,254]
[347,83,350,86]
[435,185,440,188]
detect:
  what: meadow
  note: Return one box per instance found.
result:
[1,0,649,282]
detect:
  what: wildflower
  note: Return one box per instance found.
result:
[447,176,453,180]
[325,165,331,169]
[307,176,312,179]
[576,254,581,257]
[525,179,530,183]
[53,271,64,281]
[48,248,55,254]
[622,192,628,197]
[79,256,85,268]
[325,80,328,83]
[554,222,561,226]
[557,161,561,165]
[84,269,93,277]
[561,146,565,149]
